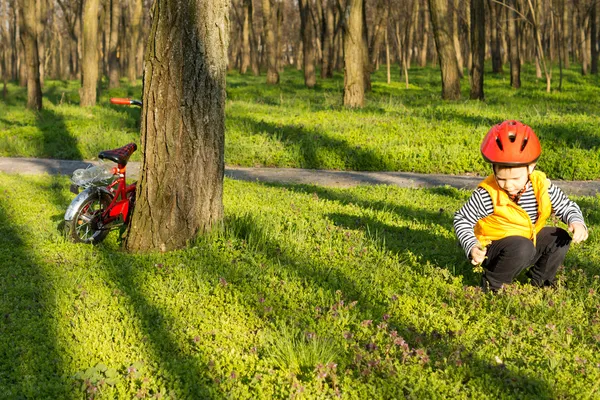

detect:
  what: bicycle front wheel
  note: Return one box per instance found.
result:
[65,190,113,244]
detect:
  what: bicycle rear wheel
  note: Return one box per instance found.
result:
[65,190,113,244]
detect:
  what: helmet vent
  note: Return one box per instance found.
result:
[521,137,528,152]
[508,132,517,143]
[495,137,504,151]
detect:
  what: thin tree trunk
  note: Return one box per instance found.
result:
[592,0,598,74]
[452,0,463,76]
[262,0,279,83]
[562,0,570,68]
[488,0,503,73]
[323,0,335,77]
[406,0,418,69]
[428,0,461,99]
[19,0,42,110]
[127,0,142,82]
[241,0,251,73]
[108,0,120,87]
[249,0,260,75]
[420,0,430,67]
[507,0,520,88]
[470,0,484,99]
[528,0,551,91]
[126,0,229,252]
[343,0,364,107]
[35,0,46,87]
[362,0,371,91]
[300,0,316,87]
[385,27,391,83]
[80,0,99,106]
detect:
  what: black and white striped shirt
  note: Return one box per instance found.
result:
[454,181,586,258]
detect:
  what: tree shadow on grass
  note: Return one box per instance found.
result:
[217,197,553,398]
[229,115,392,170]
[36,108,83,160]
[0,196,68,397]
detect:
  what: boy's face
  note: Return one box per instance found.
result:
[493,164,535,195]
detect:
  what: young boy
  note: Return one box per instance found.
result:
[454,120,588,292]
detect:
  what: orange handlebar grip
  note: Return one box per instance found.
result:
[110,98,131,105]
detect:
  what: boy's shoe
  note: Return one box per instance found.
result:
[481,275,491,293]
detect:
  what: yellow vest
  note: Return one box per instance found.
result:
[474,170,552,246]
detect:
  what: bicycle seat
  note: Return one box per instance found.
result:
[98,143,137,166]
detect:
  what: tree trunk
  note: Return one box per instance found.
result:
[369,0,388,71]
[591,0,598,74]
[19,0,42,110]
[582,9,590,75]
[127,0,142,82]
[452,0,463,77]
[108,0,120,87]
[470,0,484,99]
[241,0,251,73]
[126,0,229,253]
[562,0,569,69]
[420,0,430,67]
[249,0,260,75]
[35,0,46,87]
[428,0,461,99]
[385,28,391,83]
[406,0,418,69]
[262,0,279,83]
[322,0,335,78]
[300,0,316,87]
[80,0,99,106]
[343,0,364,108]
[507,0,520,88]
[488,0,503,73]
[361,0,371,92]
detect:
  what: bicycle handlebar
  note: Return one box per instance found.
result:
[110,98,142,107]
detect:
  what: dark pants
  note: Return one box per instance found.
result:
[482,227,571,291]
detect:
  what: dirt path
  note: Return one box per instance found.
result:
[1,156,598,196]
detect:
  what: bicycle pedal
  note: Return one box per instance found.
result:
[69,184,80,195]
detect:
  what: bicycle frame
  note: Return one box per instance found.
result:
[101,164,136,226]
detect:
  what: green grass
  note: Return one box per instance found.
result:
[1,173,599,398]
[2,65,600,179]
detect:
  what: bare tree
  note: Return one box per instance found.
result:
[300,0,316,87]
[488,0,503,73]
[343,0,365,107]
[428,0,461,99]
[127,0,142,82]
[19,0,42,110]
[262,0,279,83]
[108,0,120,87]
[126,0,229,252]
[470,0,485,99]
[507,0,521,88]
[80,0,99,106]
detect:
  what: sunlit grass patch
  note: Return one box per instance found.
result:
[1,173,599,398]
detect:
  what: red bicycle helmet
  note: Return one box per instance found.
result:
[480,120,541,165]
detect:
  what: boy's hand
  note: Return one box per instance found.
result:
[569,222,588,244]
[470,243,487,265]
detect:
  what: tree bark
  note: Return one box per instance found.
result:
[591,0,598,74]
[322,0,335,78]
[19,0,42,110]
[108,0,120,87]
[419,0,430,67]
[262,0,279,83]
[240,0,251,73]
[80,0,99,106]
[343,0,364,107]
[300,0,316,87]
[507,0,520,88]
[488,0,503,73]
[562,0,570,69]
[127,0,142,82]
[35,0,47,87]
[126,0,229,253]
[452,0,463,76]
[428,0,461,99]
[470,0,484,99]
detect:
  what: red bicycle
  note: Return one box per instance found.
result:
[64,98,141,243]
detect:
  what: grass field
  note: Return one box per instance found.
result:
[1,65,600,179]
[1,173,600,398]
